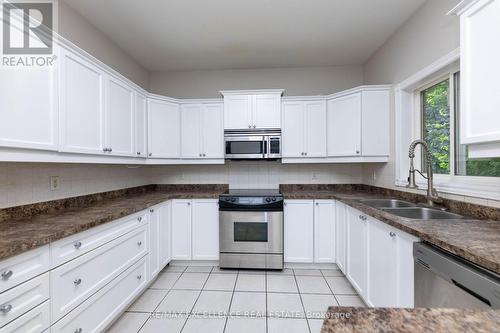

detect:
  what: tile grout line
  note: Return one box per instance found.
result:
[321,270,341,308]
[178,267,212,333]
[135,266,187,332]
[265,270,268,333]
[293,268,313,333]
[223,269,240,333]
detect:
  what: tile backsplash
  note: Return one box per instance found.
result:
[150,161,363,189]
[0,163,151,209]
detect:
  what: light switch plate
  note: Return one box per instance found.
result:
[50,176,59,191]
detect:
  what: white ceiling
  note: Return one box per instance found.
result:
[63,0,426,72]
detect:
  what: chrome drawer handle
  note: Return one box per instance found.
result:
[74,241,82,249]
[150,209,154,213]
[74,278,82,286]
[137,216,142,222]
[1,270,12,280]
[389,232,396,237]
[0,304,13,314]
[74,328,83,333]
[137,274,142,280]
[137,241,142,246]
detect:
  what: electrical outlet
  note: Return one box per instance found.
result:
[312,171,318,180]
[50,176,60,191]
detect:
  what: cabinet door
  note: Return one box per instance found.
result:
[181,104,202,158]
[335,202,347,274]
[135,93,148,157]
[148,99,180,158]
[313,200,335,263]
[282,101,305,158]
[346,207,367,298]
[460,0,500,145]
[159,202,172,267]
[202,103,224,158]
[367,217,397,307]
[305,101,327,157]
[0,50,57,151]
[59,49,105,154]
[284,200,314,263]
[171,200,192,260]
[105,76,135,156]
[397,231,419,308]
[253,94,281,129]
[327,93,361,157]
[149,208,160,278]
[224,95,252,130]
[362,90,390,156]
[192,199,219,260]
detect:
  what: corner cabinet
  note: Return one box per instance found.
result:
[282,100,327,158]
[451,0,500,158]
[148,98,181,158]
[181,103,224,159]
[221,90,283,130]
[327,87,390,157]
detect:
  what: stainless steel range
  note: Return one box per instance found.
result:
[219,189,284,270]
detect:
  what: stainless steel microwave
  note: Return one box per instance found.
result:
[224,130,281,160]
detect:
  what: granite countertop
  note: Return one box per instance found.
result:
[280,185,500,275]
[0,185,227,261]
[320,306,500,333]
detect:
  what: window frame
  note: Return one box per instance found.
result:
[394,49,500,201]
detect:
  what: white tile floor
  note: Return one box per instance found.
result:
[107,265,365,333]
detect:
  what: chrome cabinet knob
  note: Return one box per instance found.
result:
[315,202,319,206]
[1,270,13,280]
[74,278,82,286]
[304,152,307,156]
[203,153,206,157]
[74,241,82,249]
[253,125,256,128]
[148,153,152,157]
[0,304,13,314]
[356,150,360,154]
[137,241,142,246]
[137,152,141,155]
[102,148,108,152]
[187,202,191,206]
[389,232,396,237]
[137,216,142,222]
[74,328,82,333]
[248,125,251,128]
[109,148,112,152]
[199,153,202,157]
[150,209,154,213]
[137,274,142,280]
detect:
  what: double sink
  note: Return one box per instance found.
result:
[358,199,464,220]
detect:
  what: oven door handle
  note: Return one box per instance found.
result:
[262,136,267,159]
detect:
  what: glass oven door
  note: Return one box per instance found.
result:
[219,211,283,254]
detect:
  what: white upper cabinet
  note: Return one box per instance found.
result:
[0,48,58,151]
[135,93,148,158]
[452,0,500,157]
[327,87,390,157]
[59,48,105,155]
[105,76,135,156]
[221,90,283,130]
[327,93,362,157]
[181,103,224,159]
[148,98,180,158]
[282,100,327,158]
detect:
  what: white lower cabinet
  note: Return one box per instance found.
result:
[0,300,50,333]
[313,200,336,263]
[172,199,219,261]
[159,202,173,267]
[284,200,314,263]
[51,256,148,333]
[148,201,172,278]
[50,225,148,321]
[335,201,347,274]
[346,207,368,299]
[284,200,336,264]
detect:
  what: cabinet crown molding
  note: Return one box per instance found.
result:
[447,0,483,15]
[219,89,285,96]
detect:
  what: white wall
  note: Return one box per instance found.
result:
[149,66,364,98]
[150,162,363,189]
[58,1,149,88]
[0,163,151,209]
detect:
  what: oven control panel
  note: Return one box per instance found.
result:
[219,195,284,211]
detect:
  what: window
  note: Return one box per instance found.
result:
[419,71,500,177]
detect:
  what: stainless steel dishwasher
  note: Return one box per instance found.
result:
[414,242,500,309]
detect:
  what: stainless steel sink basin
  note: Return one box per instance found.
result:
[359,199,417,209]
[381,207,464,220]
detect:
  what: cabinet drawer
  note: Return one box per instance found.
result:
[0,273,49,328]
[0,246,50,293]
[51,225,147,322]
[51,211,148,267]
[52,256,148,333]
[0,300,50,333]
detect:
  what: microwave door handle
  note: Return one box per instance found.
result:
[263,137,267,159]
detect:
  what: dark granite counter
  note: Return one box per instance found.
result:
[320,307,500,333]
[280,184,500,275]
[0,184,227,261]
